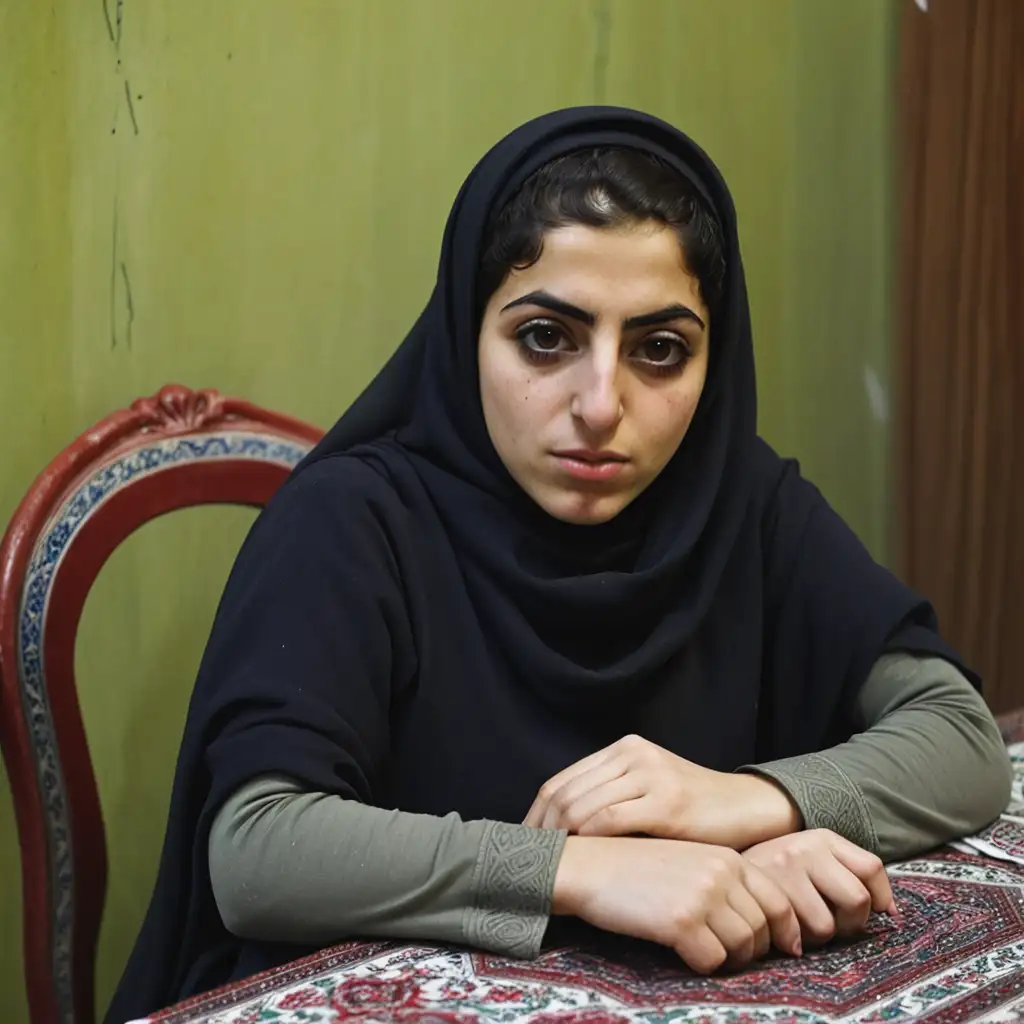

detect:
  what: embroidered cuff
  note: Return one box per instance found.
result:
[463,821,566,959]
[741,753,880,856]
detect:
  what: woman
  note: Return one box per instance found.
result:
[106,107,1012,1022]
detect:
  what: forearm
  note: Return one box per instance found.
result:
[719,773,804,848]
[208,775,566,957]
[741,655,1013,860]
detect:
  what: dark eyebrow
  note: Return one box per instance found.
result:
[500,290,705,332]
[500,290,595,326]
[624,304,706,332]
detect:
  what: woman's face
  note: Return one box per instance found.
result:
[478,221,710,525]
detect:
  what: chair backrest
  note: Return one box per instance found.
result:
[0,385,324,1024]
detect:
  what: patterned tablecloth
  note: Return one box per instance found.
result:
[143,743,1024,1024]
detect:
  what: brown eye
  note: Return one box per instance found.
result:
[514,319,575,363]
[635,335,687,367]
[518,322,567,352]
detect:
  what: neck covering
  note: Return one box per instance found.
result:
[106,106,972,1023]
[297,106,758,703]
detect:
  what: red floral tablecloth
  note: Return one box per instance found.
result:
[138,742,1024,1024]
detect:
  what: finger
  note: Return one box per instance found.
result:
[673,924,729,976]
[832,898,871,938]
[805,859,872,937]
[522,786,549,829]
[541,744,619,792]
[742,866,802,957]
[575,796,656,837]
[555,775,646,834]
[523,746,619,826]
[771,868,836,947]
[706,906,758,968]
[829,842,894,915]
[538,760,632,831]
[725,888,770,961]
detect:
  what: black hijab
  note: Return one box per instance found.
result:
[106,107,973,1022]
[303,105,757,702]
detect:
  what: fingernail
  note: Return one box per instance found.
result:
[792,938,802,957]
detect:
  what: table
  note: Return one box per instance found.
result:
[142,741,1024,1024]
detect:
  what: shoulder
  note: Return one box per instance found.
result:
[237,451,419,584]
[262,451,410,532]
[748,436,884,598]
[748,437,822,543]
[280,449,402,503]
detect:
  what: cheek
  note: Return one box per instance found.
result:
[640,384,703,458]
[501,380,559,452]
[480,356,544,456]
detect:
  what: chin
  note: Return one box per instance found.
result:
[535,490,632,526]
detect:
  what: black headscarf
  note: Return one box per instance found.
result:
[107,107,973,1022]
[303,106,757,702]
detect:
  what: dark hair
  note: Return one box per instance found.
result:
[478,147,726,318]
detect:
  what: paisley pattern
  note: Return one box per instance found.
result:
[145,860,1024,1024]
[751,752,878,856]
[467,821,565,958]
[141,750,1024,1024]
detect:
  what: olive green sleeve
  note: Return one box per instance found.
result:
[208,776,566,958]
[743,654,1014,861]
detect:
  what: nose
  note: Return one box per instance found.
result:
[570,350,624,435]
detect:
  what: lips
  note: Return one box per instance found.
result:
[552,450,628,464]
[552,450,629,482]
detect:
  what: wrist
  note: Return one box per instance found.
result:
[731,772,803,848]
[552,835,590,916]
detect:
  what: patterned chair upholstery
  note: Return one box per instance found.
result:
[0,385,323,1024]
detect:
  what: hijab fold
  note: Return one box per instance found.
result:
[106,107,974,1023]
[299,107,760,699]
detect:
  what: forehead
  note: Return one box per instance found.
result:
[495,222,705,313]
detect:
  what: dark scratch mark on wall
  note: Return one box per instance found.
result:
[104,0,123,49]
[592,0,611,105]
[111,79,120,136]
[124,79,139,134]
[120,262,135,350]
[107,0,138,352]
[110,198,119,349]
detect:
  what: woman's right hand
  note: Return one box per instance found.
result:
[552,836,802,973]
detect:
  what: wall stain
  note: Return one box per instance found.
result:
[120,262,135,351]
[106,0,136,350]
[102,0,124,49]
[109,190,119,349]
[124,79,139,134]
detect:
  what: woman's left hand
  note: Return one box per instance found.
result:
[523,734,802,850]
[742,829,897,947]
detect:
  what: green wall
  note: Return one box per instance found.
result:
[0,2,895,1018]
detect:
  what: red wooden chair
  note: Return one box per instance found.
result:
[0,385,323,1024]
